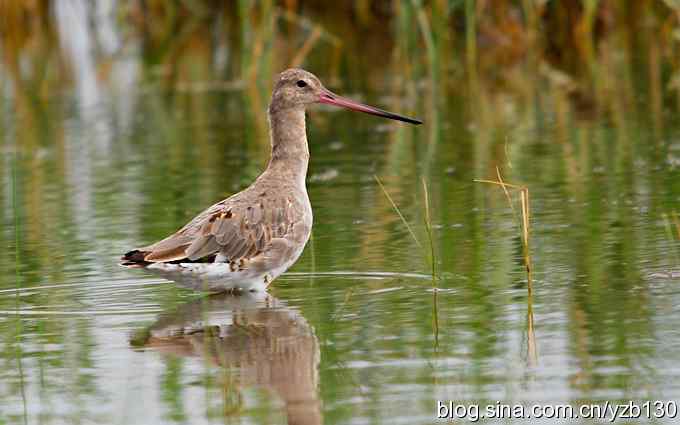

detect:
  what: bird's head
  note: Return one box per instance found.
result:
[270,68,422,125]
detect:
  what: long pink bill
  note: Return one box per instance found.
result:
[318,90,422,125]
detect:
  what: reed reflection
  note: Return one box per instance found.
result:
[132,289,321,425]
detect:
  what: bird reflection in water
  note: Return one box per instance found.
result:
[131,288,321,425]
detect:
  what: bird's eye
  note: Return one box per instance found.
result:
[296,80,307,88]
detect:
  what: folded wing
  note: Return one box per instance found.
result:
[122,196,294,266]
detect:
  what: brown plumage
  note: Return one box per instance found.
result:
[121,68,421,291]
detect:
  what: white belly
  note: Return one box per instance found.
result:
[146,235,309,293]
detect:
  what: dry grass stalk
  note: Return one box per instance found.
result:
[520,188,532,274]
[474,167,532,292]
[477,168,537,364]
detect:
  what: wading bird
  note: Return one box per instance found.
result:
[121,69,421,292]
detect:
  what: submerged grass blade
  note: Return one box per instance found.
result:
[421,177,436,283]
[374,175,422,249]
[526,290,538,366]
[12,154,28,425]
[309,230,316,287]
[331,288,354,322]
[421,177,439,348]
[432,289,439,348]
[375,175,439,346]
[662,212,680,267]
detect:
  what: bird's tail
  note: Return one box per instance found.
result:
[120,250,151,268]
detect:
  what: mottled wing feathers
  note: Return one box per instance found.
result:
[122,195,297,266]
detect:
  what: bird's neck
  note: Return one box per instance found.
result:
[265,107,309,188]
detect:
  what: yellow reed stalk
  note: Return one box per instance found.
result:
[474,170,532,278]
